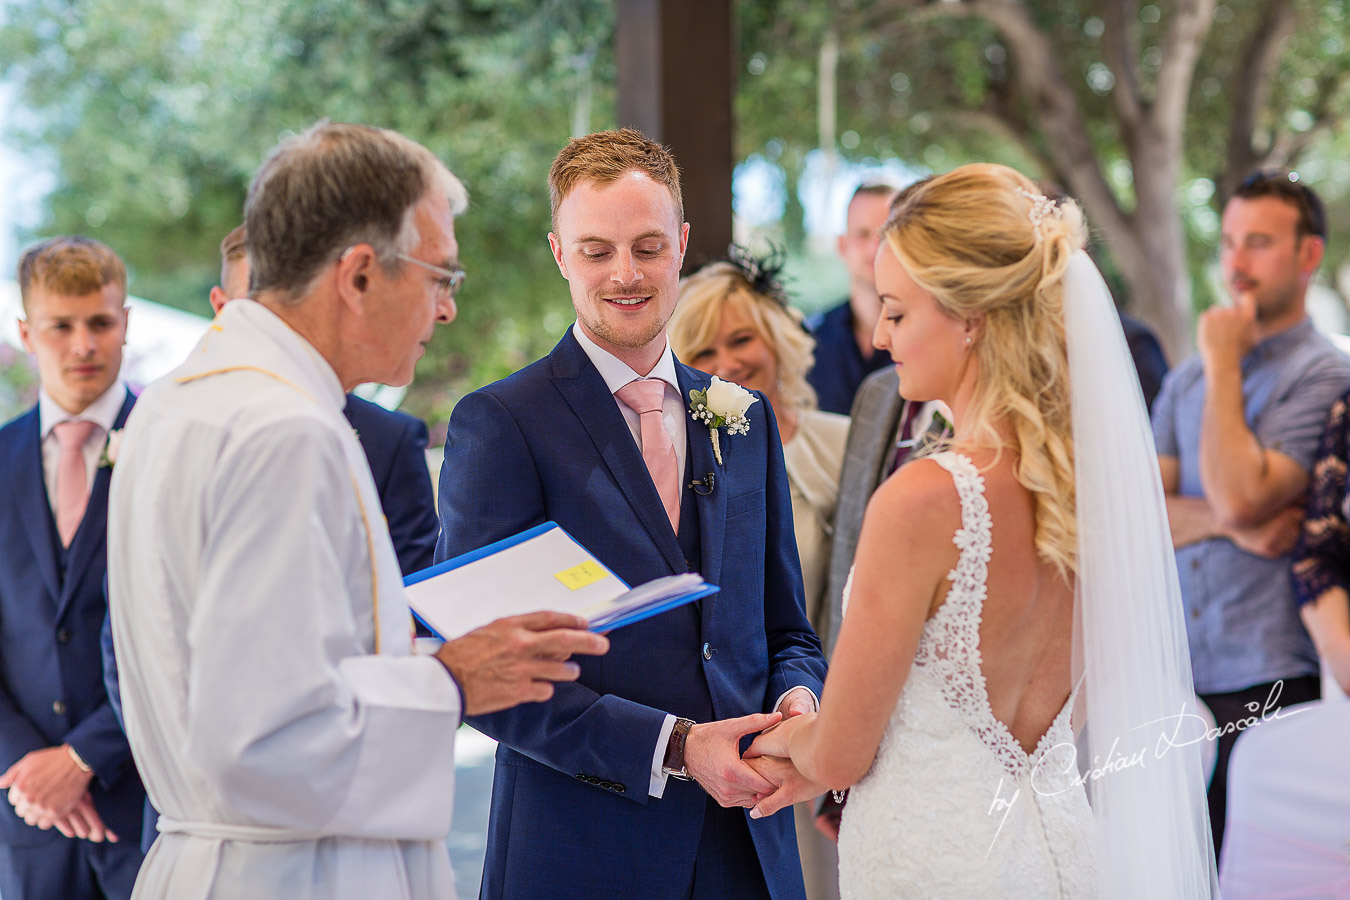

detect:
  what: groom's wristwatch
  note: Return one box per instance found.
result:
[662,718,695,781]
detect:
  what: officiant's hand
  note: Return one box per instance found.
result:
[437,611,609,716]
[684,712,781,807]
[743,755,826,819]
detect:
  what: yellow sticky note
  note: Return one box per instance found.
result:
[554,561,607,591]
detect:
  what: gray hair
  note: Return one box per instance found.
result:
[245,121,468,302]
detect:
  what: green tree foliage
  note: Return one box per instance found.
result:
[736,0,1350,358]
[6,0,1347,405]
[1,0,614,422]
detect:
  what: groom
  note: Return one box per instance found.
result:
[437,128,827,899]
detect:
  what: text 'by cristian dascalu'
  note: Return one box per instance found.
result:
[983,681,1307,858]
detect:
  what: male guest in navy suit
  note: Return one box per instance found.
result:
[0,237,146,899]
[438,128,828,899]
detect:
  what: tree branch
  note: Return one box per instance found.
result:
[959,1,1129,231]
[1099,0,1144,140]
[1153,0,1216,152]
[1219,0,1295,202]
[947,106,1060,179]
[1269,71,1350,167]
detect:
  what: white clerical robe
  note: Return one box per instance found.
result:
[107,300,461,900]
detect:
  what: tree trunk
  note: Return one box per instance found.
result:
[893,0,1209,364]
[1119,128,1193,364]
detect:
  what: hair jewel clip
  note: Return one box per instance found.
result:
[724,243,791,308]
[1015,186,1059,235]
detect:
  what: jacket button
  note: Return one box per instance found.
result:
[599,780,612,790]
[56,628,72,644]
[701,643,713,660]
[52,701,66,715]
[615,783,626,793]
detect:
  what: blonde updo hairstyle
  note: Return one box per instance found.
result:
[884,163,1086,577]
[670,261,818,412]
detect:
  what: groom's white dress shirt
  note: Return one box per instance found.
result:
[107,300,461,900]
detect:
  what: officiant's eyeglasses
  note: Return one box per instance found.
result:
[397,253,466,300]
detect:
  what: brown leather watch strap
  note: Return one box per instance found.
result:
[662,717,695,780]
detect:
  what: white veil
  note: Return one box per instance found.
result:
[1063,250,1219,897]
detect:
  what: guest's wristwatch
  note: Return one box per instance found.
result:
[662,717,696,781]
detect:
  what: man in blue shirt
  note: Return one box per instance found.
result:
[1153,171,1350,855]
[805,183,897,415]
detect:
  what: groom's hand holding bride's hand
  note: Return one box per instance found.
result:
[684,712,783,808]
[741,713,827,819]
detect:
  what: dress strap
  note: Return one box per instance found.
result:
[927,452,992,625]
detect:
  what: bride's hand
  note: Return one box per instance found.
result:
[743,755,827,819]
[744,710,814,760]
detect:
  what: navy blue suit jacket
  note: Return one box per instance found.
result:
[437,330,826,899]
[806,301,892,415]
[0,393,146,847]
[341,395,438,575]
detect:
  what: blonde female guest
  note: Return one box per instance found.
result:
[668,251,848,900]
[745,165,1218,898]
[669,251,850,636]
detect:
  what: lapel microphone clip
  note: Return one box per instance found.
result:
[688,472,716,496]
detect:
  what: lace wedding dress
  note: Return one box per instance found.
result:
[837,451,1099,898]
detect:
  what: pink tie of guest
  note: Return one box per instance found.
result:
[615,378,680,534]
[54,419,98,547]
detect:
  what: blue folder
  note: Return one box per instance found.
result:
[404,521,719,638]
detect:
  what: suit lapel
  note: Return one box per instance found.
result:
[58,390,134,615]
[867,390,905,489]
[550,332,687,576]
[11,408,61,604]
[677,364,726,630]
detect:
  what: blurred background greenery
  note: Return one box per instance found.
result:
[3,0,1348,428]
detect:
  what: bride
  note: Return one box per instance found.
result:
[746,164,1217,897]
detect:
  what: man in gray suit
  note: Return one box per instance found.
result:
[823,367,943,655]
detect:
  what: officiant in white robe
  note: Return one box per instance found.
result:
[105,122,607,900]
[109,298,460,900]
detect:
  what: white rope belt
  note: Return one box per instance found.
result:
[157,816,329,844]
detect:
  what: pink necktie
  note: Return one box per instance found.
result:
[54,420,98,546]
[616,379,680,534]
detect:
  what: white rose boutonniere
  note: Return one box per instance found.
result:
[688,375,758,465]
[98,429,125,469]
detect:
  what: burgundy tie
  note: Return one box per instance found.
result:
[616,379,681,534]
[53,420,98,546]
[889,402,921,475]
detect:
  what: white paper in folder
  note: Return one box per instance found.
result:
[403,522,718,640]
